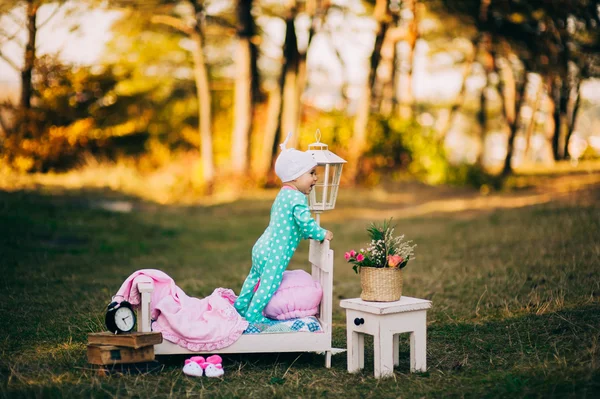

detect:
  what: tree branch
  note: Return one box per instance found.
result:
[151,14,195,36]
[205,14,235,29]
[5,10,24,28]
[37,2,66,30]
[0,50,21,72]
[0,27,25,48]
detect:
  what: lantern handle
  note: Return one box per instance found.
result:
[308,129,328,150]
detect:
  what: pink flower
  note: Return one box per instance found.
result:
[345,250,357,261]
[387,255,403,268]
[356,254,365,262]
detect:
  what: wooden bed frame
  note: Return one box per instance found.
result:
[136,239,335,367]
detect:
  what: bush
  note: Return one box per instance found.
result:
[366,115,499,189]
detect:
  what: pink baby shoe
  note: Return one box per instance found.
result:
[204,363,224,378]
[205,355,222,365]
[182,356,205,377]
[203,355,224,378]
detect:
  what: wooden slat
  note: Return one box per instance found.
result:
[309,239,330,271]
[322,249,333,331]
[88,332,162,349]
[312,266,323,323]
[340,296,432,315]
[154,332,331,355]
[87,345,154,365]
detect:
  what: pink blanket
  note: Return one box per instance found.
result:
[113,269,249,352]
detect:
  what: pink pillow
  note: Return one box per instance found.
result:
[263,269,323,320]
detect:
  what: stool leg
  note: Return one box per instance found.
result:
[393,333,400,366]
[410,324,427,372]
[347,329,362,373]
[358,333,364,369]
[325,350,332,368]
[375,330,395,378]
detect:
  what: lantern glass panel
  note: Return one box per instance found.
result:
[328,164,343,207]
[309,165,325,211]
[309,163,343,211]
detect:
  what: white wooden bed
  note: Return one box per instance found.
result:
[136,239,335,367]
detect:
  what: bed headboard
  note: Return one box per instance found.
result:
[309,239,333,334]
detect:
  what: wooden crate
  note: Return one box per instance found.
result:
[87,332,162,349]
[87,344,155,365]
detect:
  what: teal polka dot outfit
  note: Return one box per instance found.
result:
[234,188,327,324]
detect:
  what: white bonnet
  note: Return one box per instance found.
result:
[274,132,317,182]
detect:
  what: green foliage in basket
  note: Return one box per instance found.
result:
[345,219,417,274]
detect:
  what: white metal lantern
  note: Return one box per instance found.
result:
[306,130,347,214]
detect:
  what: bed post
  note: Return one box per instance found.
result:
[324,247,333,368]
[309,239,333,368]
[137,281,154,333]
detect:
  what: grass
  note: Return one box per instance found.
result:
[0,168,599,398]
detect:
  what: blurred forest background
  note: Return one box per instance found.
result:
[1,0,599,201]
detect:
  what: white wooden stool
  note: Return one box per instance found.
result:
[340,296,432,378]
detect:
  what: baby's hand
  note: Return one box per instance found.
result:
[325,230,333,241]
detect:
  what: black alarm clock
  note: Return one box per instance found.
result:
[105,300,136,334]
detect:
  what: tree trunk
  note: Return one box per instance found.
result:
[190,3,214,190]
[477,71,488,166]
[191,38,214,189]
[257,87,282,181]
[544,74,558,164]
[523,78,544,161]
[348,0,388,182]
[377,25,406,116]
[280,9,300,149]
[21,0,38,111]
[295,52,308,124]
[550,74,563,160]
[546,14,571,160]
[398,0,418,120]
[477,34,497,166]
[266,8,300,184]
[150,5,215,189]
[437,39,475,139]
[564,78,582,159]
[231,39,253,176]
[295,0,326,132]
[231,0,257,177]
[397,37,415,119]
[379,46,397,116]
[502,70,528,177]
[369,30,388,98]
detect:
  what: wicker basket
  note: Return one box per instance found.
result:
[359,267,403,302]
